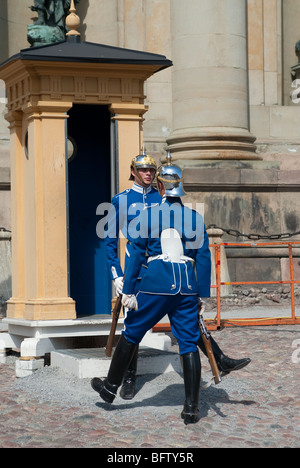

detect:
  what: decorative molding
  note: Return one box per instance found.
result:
[1,61,148,113]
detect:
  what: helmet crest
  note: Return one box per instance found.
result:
[156,152,185,197]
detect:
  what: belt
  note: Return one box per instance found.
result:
[147,254,194,264]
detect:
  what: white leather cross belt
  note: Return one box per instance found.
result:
[147,254,194,264]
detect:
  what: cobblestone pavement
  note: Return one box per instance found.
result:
[0,325,299,449]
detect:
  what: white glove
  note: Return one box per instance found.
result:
[198,298,207,316]
[122,294,138,310]
[113,277,123,297]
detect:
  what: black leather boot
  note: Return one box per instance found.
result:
[91,335,138,403]
[198,335,251,375]
[120,346,139,400]
[216,354,251,375]
[181,351,201,425]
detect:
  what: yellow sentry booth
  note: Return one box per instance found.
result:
[0,6,172,369]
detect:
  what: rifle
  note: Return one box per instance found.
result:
[105,293,122,358]
[198,309,222,385]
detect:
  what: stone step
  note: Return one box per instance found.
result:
[50,347,182,379]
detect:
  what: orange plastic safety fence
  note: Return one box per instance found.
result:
[153,241,300,332]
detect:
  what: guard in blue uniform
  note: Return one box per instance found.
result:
[105,157,161,285]
[104,153,161,399]
[93,156,208,424]
[102,153,250,404]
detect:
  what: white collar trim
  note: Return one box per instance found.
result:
[132,183,152,194]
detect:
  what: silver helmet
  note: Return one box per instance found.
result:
[156,152,185,197]
[129,152,157,181]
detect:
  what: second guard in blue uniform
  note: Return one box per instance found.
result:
[102,153,251,405]
[93,157,210,424]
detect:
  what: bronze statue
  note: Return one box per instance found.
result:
[30,0,80,29]
[28,0,80,47]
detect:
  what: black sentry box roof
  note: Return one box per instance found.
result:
[1,36,172,72]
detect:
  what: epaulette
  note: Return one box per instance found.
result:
[112,188,130,200]
[146,202,160,210]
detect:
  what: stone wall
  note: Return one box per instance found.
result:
[0,78,11,315]
[183,158,300,283]
[0,231,11,316]
[0,80,10,232]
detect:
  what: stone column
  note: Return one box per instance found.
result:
[283,0,300,103]
[110,102,148,267]
[110,103,148,192]
[168,0,258,161]
[5,111,25,318]
[9,101,77,321]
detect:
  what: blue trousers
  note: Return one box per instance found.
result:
[123,292,200,355]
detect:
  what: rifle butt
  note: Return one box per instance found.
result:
[105,295,122,358]
[202,334,222,385]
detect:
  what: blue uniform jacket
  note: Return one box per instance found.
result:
[122,196,211,298]
[104,183,162,280]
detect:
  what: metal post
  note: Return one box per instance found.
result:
[289,244,296,322]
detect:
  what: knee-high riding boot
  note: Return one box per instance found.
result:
[91,334,138,403]
[120,345,139,400]
[181,351,201,425]
[198,335,251,375]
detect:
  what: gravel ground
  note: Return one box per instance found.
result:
[1,324,299,448]
[13,360,252,412]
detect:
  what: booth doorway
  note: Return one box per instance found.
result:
[67,104,111,316]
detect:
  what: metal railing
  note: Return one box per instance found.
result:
[153,241,300,332]
[208,241,300,330]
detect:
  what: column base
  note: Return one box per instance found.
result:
[167,128,261,161]
[7,297,76,320]
[23,298,76,321]
[6,298,26,319]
